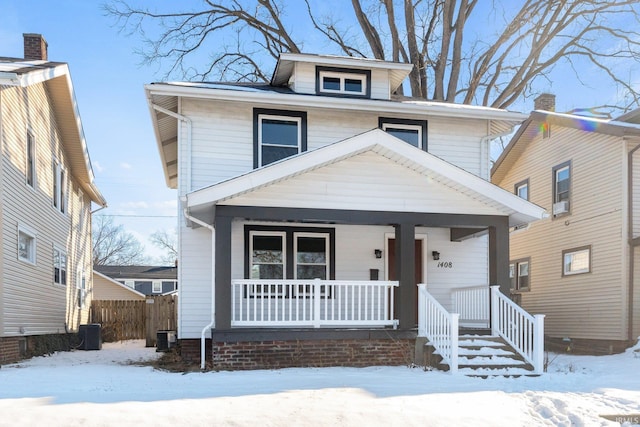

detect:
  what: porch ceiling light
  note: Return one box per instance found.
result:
[432,251,440,260]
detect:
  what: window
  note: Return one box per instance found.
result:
[379,117,428,151]
[152,281,162,293]
[18,225,36,264]
[509,258,530,291]
[563,246,591,276]
[53,159,66,213]
[552,161,571,216]
[514,179,529,201]
[245,226,336,297]
[124,280,134,288]
[53,247,67,285]
[77,267,86,308]
[254,109,307,168]
[316,66,370,97]
[26,131,36,187]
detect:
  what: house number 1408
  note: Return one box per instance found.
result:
[437,261,453,268]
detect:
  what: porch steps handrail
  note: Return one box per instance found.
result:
[417,283,459,374]
[231,279,399,328]
[490,285,545,374]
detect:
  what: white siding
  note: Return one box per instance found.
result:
[1,83,93,337]
[224,151,503,215]
[494,126,628,341]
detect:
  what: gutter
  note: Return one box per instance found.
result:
[151,103,193,192]
[182,207,216,370]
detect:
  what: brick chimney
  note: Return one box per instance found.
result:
[534,93,555,112]
[23,33,48,61]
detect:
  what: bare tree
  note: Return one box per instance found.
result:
[105,0,640,111]
[92,215,148,266]
[149,229,178,266]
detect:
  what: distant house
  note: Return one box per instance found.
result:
[0,34,107,363]
[92,271,145,301]
[145,52,547,372]
[94,265,178,296]
[492,94,640,353]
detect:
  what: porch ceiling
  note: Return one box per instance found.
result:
[187,129,547,227]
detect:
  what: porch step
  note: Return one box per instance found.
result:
[427,334,539,377]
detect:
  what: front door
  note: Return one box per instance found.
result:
[387,238,424,325]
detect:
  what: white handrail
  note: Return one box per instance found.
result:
[451,285,489,326]
[417,284,459,374]
[231,280,398,328]
[490,285,545,374]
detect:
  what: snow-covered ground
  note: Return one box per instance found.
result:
[0,340,639,427]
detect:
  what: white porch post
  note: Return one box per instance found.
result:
[533,314,546,374]
[313,279,322,328]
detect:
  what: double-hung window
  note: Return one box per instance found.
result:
[254,109,307,168]
[26,131,36,187]
[509,258,530,291]
[552,161,571,216]
[249,231,286,296]
[152,280,162,293]
[563,246,591,276]
[316,66,370,97]
[18,225,37,264]
[53,246,67,285]
[53,159,66,213]
[379,117,428,151]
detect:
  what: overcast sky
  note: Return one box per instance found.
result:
[1,1,635,262]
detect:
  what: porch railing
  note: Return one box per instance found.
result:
[418,284,459,374]
[231,279,399,328]
[451,285,489,326]
[490,285,545,374]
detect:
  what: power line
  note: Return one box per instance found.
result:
[95,214,177,218]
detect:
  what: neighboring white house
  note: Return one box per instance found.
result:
[0,34,106,363]
[145,53,546,371]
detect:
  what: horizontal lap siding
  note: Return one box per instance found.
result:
[93,275,143,301]
[1,84,90,336]
[495,126,627,340]
[179,226,212,338]
[632,147,640,239]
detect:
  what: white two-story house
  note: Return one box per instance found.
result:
[0,34,106,363]
[146,53,546,372]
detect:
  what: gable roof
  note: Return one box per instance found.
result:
[93,271,146,298]
[0,57,106,206]
[94,265,178,280]
[187,129,546,227]
[491,110,640,183]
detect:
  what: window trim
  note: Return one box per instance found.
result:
[17,224,37,265]
[315,66,371,98]
[53,245,67,286]
[76,266,87,308]
[52,159,67,214]
[562,245,591,276]
[514,178,529,201]
[509,257,530,292]
[253,108,307,169]
[26,130,36,188]
[378,117,428,151]
[552,160,571,217]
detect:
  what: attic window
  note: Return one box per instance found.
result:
[316,66,370,98]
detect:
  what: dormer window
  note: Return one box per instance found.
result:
[316,66,371,98]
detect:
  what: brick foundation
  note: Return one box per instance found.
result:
[0,333,80,365]
[211,338,414,370]
[0,337,25,364]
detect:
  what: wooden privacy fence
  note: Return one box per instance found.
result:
[91,295,177,346]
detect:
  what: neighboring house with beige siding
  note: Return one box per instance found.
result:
[492,94,640,353]
[146,52,547,372]
[93,271,145,301]
[0,34,106,363]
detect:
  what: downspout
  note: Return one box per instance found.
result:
[182,207,215,370]
[627,142,640,341]
[151,103,193,192]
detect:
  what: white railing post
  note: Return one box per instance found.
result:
[417,284,426,336]
[533,314,545,374]
[450,313,459,374]
[490,285,500,336]
[313,279,322,328]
